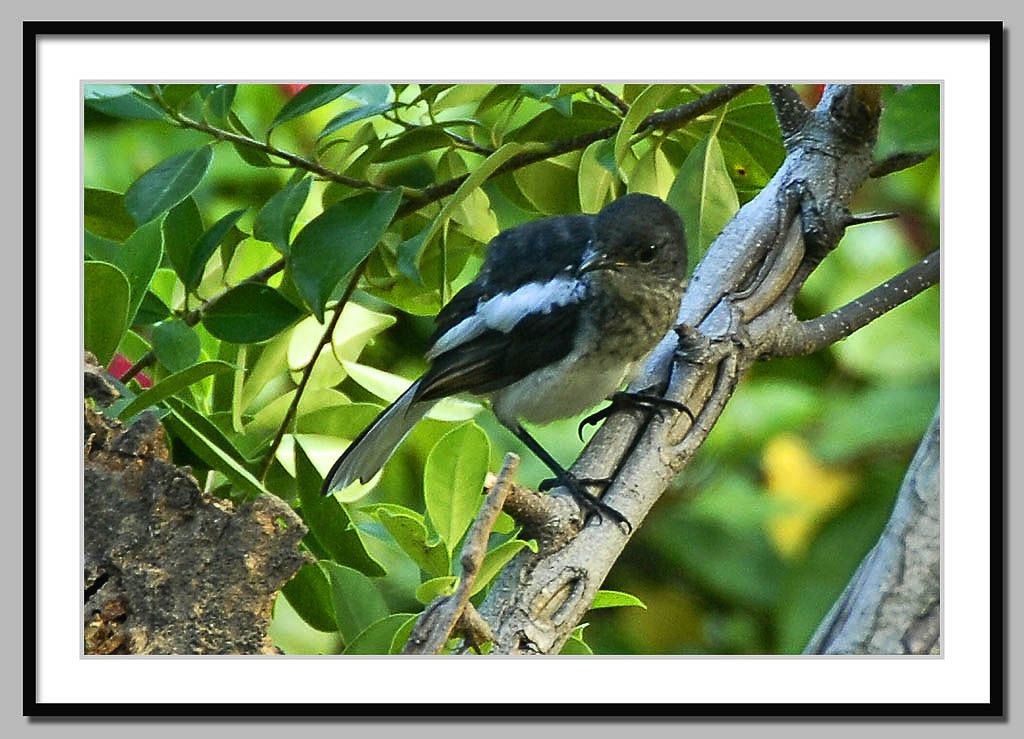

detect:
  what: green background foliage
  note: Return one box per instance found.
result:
[83,83,939,655]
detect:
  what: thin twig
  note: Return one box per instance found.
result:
[870,151,935,178]
[592,85,630,116]
[258,260,369,482]
[117,260,287,385]
[397,84,754,218]
[402,454,520,655]
[769,249,940,358]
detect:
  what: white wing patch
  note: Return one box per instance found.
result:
[426,277,583,359]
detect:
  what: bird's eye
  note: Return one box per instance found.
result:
[638,243,659,263]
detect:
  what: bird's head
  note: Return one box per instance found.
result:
[579,193,688,289]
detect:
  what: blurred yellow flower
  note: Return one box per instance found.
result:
[762,434,856,558]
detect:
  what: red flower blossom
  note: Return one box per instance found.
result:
[278,84,310,98]
[109,353,152,389]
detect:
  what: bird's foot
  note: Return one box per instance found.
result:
[538,474,631,534]
[577,388,694,440]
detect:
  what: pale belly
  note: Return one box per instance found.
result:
[489,346,636,426]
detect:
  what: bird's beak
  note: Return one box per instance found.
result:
[578,251,624,275]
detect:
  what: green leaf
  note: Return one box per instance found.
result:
[876,84,940,160]
[343,613,415,655]
[253,177,312,253]
[84,84,167,121]
[117,360,233,419]
[227,111,275,168]
[158,84,202,110]
[509,102,618,143]
[389,613,420,654]
[162,197,204,283]
[204,84,237,125]
[290,189,402,321]
[560,635,594,655]
[666,132,739,264]
[202,283,304,344]
[590,590,648,610]
[471,539,529,595]
[339,360,481,422]
[113,220,164,328]
[124,146,214,226]
[84,261,130,366]
[512,156,579,215]
[161,402,270,499]
[415,576,458,604]
[423,423,490,557]
[84,230,120,262]
[281,563,338,633]
[152,320,201,373]
[295,438,386,577]
[363,503,450,577]
[268,84,357,132]
[317,85,394,141]
[320,561,389,643]
[627,143,675,200]
[373,126,453,163]
[578,141,615,213]
[84,189,136,242]
[614,85,673,170]
[163,395,250,466]
[185,208,248,289]
[397,142,534,282]
[133,290,171,326]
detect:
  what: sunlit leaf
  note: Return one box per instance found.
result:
[83,261,130,366]
[424,423,490,557]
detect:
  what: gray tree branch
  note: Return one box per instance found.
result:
[479,84,939,655]
[803,409,940,654]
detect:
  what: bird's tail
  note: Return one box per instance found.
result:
[320,379,434,496]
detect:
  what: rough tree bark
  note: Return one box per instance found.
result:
[84,354,309,654]
[804,409,940,655]
[473,84,940,655]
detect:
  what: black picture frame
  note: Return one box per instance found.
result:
[25,21,1005,719]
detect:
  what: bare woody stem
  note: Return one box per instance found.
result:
[402,454,520,654]
[258,260,369,483]
[119,260,287,384]
[768,249,939,358]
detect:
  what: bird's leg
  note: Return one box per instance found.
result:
[506,423,632,534]
[577,386,695,440]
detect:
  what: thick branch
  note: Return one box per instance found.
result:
[479,83,936,655]
[769,249,939,358]
[804,409,940,654]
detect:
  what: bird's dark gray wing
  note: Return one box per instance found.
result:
[413,301,582,402]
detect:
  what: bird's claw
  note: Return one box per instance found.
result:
[538,474,631,534]
[578,390,695,440]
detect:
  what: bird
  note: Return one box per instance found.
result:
[321,192,689,530]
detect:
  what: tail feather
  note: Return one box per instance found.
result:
[321,379,434,496]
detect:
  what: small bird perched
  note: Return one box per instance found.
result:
[321,193,689,529]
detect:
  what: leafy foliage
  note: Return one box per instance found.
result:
[84,82,939,655]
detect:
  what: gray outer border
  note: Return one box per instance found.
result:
[7,3,1018,736]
